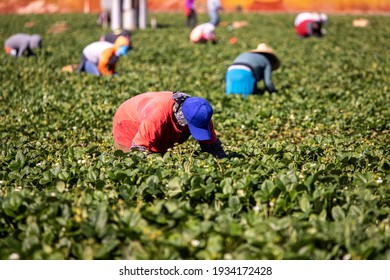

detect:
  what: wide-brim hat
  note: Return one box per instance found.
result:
[182,97,213,141]
[249,43,280,71]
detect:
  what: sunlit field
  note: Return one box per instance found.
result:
[0,12,389,260]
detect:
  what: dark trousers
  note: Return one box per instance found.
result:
[186,9,197,28]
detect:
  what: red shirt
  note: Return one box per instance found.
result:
[112,91,217,153]
[295,19,314,37]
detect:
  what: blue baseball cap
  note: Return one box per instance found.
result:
[182,97,213,141]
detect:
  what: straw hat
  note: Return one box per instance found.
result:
[249,43,280,70]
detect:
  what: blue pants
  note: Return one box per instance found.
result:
[77,54,100,76]
[225,68,256,98]
[84,61,100,76]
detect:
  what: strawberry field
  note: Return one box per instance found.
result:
[0,12,389,260]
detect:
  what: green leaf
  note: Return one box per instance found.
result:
[331,206,345,222]
[86,167,98,182]
[164,200,179,213]
[299,194,311,213]
[94,238,120,259]
[93,204,108,238]
[56,181,66,193]
[190,176,202,188]
[228,196,242,214]
[39,171,52,185]
[166,177,182,197]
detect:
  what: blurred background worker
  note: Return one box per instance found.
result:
[225,43,280,97]
[76,36,129,76]
[294,12,328,38]
[112,91,226,159]
[97,0,112,28]
[207,0,222,26]
[185,0,197,28]
[100,29,133,49]
[190,22,216,44]
[4,33,42,57]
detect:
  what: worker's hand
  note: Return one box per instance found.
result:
[131,142,148,153]
[199,138,226,159]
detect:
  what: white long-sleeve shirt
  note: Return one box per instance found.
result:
[82,41,113,64]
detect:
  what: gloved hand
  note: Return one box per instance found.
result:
[199,138,226,159]
[131,142,148,153]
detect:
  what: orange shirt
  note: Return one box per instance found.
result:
[112,91,217,153]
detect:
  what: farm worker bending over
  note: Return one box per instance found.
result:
[294,12,328,26]
[190,23,216,44]
[294,12,328,38]
[225,43,280,97]
[112,91,226,159]
[4,33,42,57]
[100,29,132,49]
[76,36,129,76]
[185,0,197,28]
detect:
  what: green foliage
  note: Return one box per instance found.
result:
[0,13,389,260]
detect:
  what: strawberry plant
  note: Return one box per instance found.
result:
[0,13,389,260]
